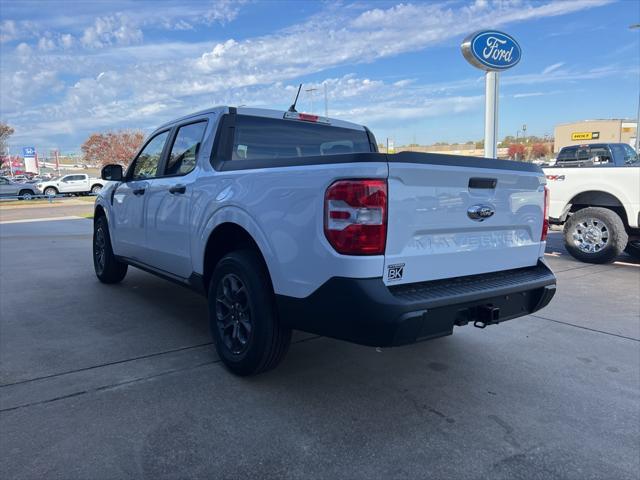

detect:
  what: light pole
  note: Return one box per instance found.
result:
[305,87,317,114]
[323,83,328,118]
[631,24,640,152]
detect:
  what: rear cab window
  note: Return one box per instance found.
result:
[556,146,577,163]
[221,114,372,163]
[557,144,613,166]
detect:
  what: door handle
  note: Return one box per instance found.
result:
[133,188,146,196]
[169,184,186,195]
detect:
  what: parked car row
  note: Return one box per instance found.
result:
[0,173,104,199]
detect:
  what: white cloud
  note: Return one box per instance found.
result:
[393,79,416,88]
[513,92,545,98]
[202,0,244,25]
[15,42,32,57]
[0,0,619,150]
[81,14,143,49]
[60,33,74,49]
[542,62,565,75]
[37,36,56,51]
[0,20,18,43]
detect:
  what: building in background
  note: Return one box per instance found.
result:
[554,119,637,152]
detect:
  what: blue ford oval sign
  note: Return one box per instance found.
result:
[461,30,521,71]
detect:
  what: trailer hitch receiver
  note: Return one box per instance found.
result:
[473,304,500,329]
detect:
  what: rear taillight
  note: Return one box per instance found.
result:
[541,186,549,241]
[324,179,387,255]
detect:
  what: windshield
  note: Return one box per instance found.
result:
[229,115,372,161]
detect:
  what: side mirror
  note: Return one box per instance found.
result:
[101,164,124,181]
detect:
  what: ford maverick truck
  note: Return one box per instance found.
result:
[94,107,556,375]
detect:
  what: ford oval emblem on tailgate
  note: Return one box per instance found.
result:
[467,204,495,222]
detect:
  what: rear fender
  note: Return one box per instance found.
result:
[196,206,279,289]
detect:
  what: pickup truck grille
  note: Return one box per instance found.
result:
[389,263,554,304]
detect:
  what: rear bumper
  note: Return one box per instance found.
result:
[276,261,556,347]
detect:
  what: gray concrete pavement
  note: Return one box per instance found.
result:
[0,199,94,222]
[1,218,638,479]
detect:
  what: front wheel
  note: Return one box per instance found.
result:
[93,216,128,283]
[563,207,627,264]
[208,250,291,376]
[18,190,34,200]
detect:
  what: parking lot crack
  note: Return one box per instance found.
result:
[532,314,640,342]
[0,361,219,414]
[0,342,214,388]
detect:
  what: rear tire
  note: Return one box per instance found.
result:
[208,250,291,376]
[93,216,128,283]
[91,184,102,194]
[44,187,58,196]
[563,207,627,264]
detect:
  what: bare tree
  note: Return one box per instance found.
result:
[0,122,15,157]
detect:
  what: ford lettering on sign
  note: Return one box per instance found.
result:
[461,30,521,71]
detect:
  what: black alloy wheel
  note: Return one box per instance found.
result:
[215,273,253,355]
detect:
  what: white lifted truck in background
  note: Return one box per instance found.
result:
[93,106,556,376]
[543,143,640,263]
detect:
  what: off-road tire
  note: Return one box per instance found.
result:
[563,207,627,264]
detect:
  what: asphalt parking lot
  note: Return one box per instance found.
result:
[1,212,638,479]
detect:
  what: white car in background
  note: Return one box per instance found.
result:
[36,173,104,196]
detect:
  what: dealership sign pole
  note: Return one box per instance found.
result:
[461,31,521,158]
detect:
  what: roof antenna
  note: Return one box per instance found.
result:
[288,84,302,112]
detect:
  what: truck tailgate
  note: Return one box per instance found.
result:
[384,154,546,286]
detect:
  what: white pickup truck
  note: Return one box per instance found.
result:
[93,107,556,375]
[36,173,104,196]
[543,143,639,263]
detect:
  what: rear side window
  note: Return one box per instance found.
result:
[612,144,639,165]
[229,115,371,161]
[165,121,207,176]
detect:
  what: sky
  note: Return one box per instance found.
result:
[0,0,638,154]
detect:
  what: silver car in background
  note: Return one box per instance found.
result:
[0,176,41,199]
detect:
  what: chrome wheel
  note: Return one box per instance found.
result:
[91,185,102,194]
[216,273,252,355]
[20,192,33,200]
[572,217,609,253]
[94,226,106,274]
